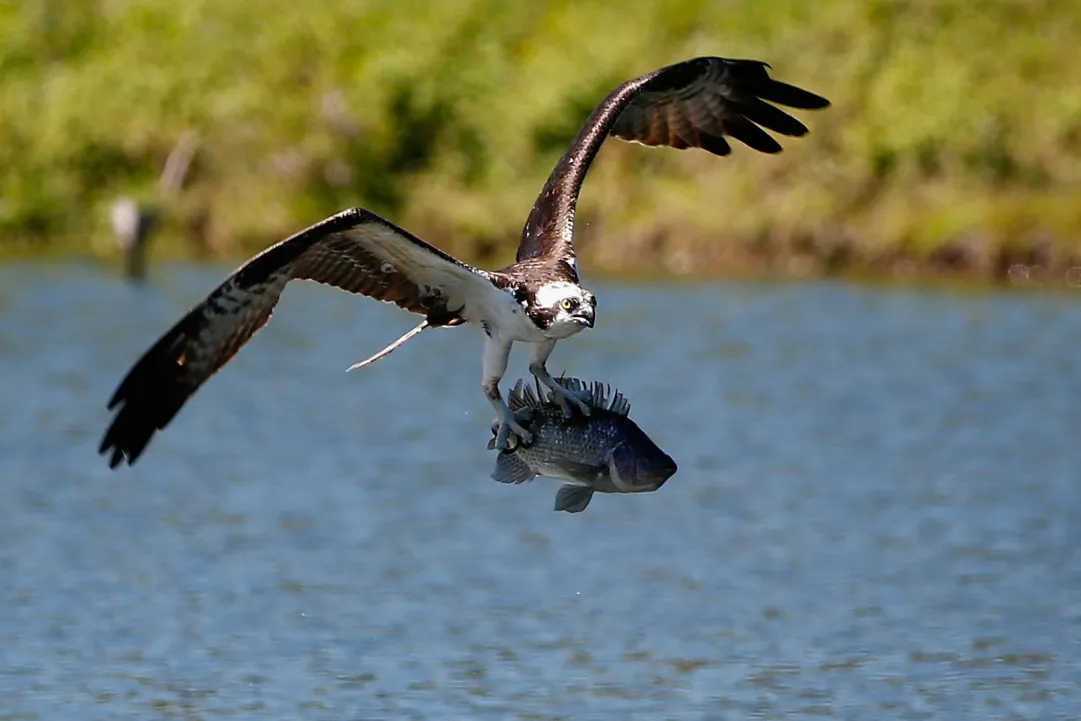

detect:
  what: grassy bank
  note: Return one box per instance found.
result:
[2,0,1080,282]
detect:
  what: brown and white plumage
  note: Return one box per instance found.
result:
[517,57,829,276]
[100,209,502,467]
[101,55,829,468]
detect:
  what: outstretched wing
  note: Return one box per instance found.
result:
[100,207,493,468]
[516,56,830,275]
[609,58,829,154]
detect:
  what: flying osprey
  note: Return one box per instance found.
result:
[99,56,829,468]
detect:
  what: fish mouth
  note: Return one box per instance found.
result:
[649,455,679,487]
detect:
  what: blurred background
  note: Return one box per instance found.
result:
[2,0,1079,280]
[2,1,1081,719]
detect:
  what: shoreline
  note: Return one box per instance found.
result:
[5,230,1078,292]
[5,2,1080,295]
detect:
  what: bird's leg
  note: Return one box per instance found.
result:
[528,340,592,419]
[483,336,533,451]
[486,384,533,452]
[489,379,534,447]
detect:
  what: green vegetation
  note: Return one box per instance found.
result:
[2,0,1080,281]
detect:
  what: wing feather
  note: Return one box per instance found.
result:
[100,207,492,468]
[516,56,829,270]
[610,59,828,150]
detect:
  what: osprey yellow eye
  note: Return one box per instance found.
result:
[560,298,575,311]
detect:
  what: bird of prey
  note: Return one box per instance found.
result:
[99,56,829,468]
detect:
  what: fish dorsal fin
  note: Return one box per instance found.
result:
[508,378,548,412]
[523,380,541,409]
[556,375,581,396]
[543,377,632,416]
[507,378,528,412]
[546,375,578,406]
[586,381,605,409]
[607,387,631,417]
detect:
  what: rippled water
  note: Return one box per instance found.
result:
[1,260,1079,719]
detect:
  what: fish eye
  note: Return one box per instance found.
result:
[560,298,577,311]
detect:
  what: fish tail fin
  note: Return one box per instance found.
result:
[554,484,594,513]
[346,320,428,372]
[491,453,535,484]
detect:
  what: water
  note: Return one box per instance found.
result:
[1,260,1079,719]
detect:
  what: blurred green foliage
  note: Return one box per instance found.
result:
[2,0,1080,278]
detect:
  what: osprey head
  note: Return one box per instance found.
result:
[531,281,596,336]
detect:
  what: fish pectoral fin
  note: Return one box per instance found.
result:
[554,484,594,513]
[607,443,637,493]
[491,453,536,485]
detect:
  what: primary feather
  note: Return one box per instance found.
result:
[515,56,830,274]
[100,208,496,468]
[100,55,828,469]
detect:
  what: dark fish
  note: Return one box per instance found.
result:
[487,377,677,513]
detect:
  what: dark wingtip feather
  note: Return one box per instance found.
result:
[723,58,829,110]
[698,132,733,156]
[724,117,783,154]
[100,376,190,468]
[100,328,194,469]
[100,398,159,468]
[760,80,830,110]
[739,98,810,137]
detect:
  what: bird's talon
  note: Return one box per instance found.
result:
[549,384,592,419]
[492,416,533,451]
[491,408,531,434]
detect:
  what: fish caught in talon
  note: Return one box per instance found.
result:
[98,55,826,470]
[492,420,533,452]
[488,377,678,513]
[489,407,535,451]
[545,381,595,419]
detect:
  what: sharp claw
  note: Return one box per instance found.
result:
[491,407,534,451]
[494,420,533,451]
[548,384,592,418]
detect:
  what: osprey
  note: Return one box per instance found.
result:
[99,56,829,468]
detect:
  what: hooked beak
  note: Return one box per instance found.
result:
[572,306,595,328]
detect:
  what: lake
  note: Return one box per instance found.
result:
[1,261,1079,719]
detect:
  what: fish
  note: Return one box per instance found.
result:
[487,377,678,513]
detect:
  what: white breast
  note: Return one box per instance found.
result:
[475,287,549,343]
